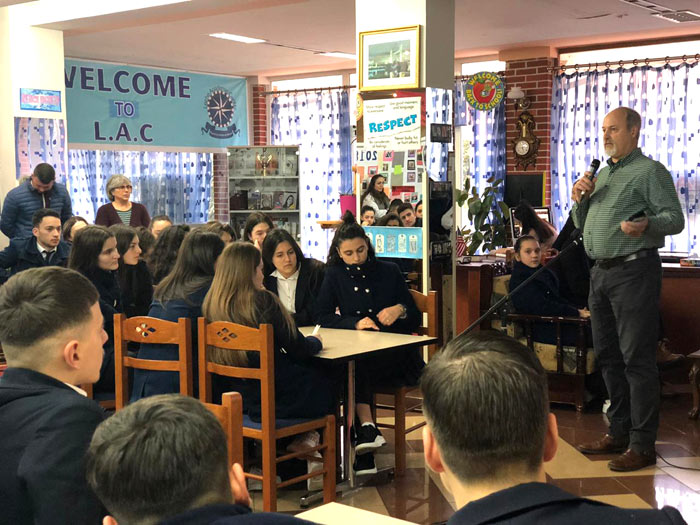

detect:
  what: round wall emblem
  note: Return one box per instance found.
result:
[464,72,505,111]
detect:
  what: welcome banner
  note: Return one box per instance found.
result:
[65,59,248,148]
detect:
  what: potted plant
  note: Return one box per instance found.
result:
[456,175,510,255]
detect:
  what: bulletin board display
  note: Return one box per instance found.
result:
[355,143,425,205]
[365,226,423,259]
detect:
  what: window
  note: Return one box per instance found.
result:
[271,74,343,92]
[560,40,700,67]
[460,60,506,76]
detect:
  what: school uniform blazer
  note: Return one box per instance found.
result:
[263,258,325,326]
[118,259,154,318]
[315,258,420,334]
[0,368,106,525]
[94,201,151,227]
[131,285,210,401]
[447,482,686,524]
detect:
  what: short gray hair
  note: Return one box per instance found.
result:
[105,174,132,201]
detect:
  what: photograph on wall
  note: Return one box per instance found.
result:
[407,159,416,170]
[359,26,420,91]
[406,170,416,183]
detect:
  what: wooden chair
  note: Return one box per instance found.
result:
[82,382,116,410]
[204,392,245,467]
[198,319,336,512]
[373,289,438,476]
[113,314,193,410]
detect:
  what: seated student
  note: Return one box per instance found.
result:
[202,242,334,421]
[316,211,422,474]
[261,228,325,327]
[148,224,190,285]
[397,202,422,228]
[149,214,172,239]
[86,394,311,525]
[243,211,274,248]
[376,212,401,227]
[509,235,589,346]
[0,267,107,525]
[62,215,89,243]
[0,208,71,283]
[414,200,423,220]
[69,225,123,394]
[360,174,390,219]
[131,231,225,401]
[513,199,558,255]
[109,224,153,318]
[204,220,237,243]
[135,225,156,262]
[387,198,403,216]
[421,331,686,524]
[360,205,376,226]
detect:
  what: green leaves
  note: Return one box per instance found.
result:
[457,175,508,255]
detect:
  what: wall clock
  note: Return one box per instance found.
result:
[512,111,539,170]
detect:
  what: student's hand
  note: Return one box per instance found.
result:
[355,317,380,330]
[361,220,370,226]
[572,175,596,203]
[230,463,251,507]
[620,218,648,238]
[578,308,591,319]
[253,239,262,251]
[377,305,403,326]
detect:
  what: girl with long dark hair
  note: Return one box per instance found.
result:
[360,174,390,219]
[108,224,153,318]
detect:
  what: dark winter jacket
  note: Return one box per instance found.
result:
[0,180,72,239]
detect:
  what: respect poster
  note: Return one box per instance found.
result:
[362,97,421,150]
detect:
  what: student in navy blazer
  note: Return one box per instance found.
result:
[315,212,423,474]
[0,267,108,525]
[421,331,686,525]
[261,228,325,327]
[131,230,225,401]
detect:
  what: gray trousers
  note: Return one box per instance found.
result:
[589,254,661,453]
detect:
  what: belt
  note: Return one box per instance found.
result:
[595,248,658,270]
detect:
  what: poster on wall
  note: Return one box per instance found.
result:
[362,97,421,150]
[64,59,248,147]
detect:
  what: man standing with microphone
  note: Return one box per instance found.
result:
[571,107,684,471]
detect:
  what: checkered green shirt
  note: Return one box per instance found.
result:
[571,148,684,260]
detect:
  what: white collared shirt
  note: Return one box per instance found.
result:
[272,267,300,314]
[37,240,55,260]
[63,382,88,397]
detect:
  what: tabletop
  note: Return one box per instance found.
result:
[300,326,437,363]
[296,502,415,524]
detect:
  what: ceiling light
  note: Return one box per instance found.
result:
[320,52,356,60]
[210,33,266,44]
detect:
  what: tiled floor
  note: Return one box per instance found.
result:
[253,390,700,524]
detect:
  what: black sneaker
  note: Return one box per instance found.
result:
[353,452,377,476]
[355,424,386,455]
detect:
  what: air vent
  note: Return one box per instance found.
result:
[653,10,700,23]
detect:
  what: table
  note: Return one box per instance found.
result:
[297,502,415,524]
[299,327,437,502]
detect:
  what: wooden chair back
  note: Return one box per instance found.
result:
[114,314,193,410]
[409,289,439,359]
[203,392,244,467]
[198,319,275,431]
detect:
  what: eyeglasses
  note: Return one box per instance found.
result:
[115,185,133,190]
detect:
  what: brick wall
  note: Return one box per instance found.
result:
[252,84,268,146]
[504,57,557,206]
[212,152,229,223]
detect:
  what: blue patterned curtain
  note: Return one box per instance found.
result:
[454,79,507,202]
[14,117,67,182]
[551,63,700,252]
[67,150,212,224]
[426,88,453,181]
[270,89,351,261]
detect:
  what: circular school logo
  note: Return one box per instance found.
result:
[202,87,240,139]
[464,72,505,111]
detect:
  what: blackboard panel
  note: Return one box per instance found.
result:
[504,173,545,208]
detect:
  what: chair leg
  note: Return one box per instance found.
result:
[262,437,277,512]
[323,415,337,504]
[394,390,407,477]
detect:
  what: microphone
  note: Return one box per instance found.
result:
[580,159,600,198]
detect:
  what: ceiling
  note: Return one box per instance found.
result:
[24,0,700,78]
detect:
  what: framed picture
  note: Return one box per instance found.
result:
[359,25,421,91]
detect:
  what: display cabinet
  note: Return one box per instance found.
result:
[227,146,300,238]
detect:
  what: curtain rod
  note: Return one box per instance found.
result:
[263,84,355,96]
[454,72,505,80]
[550,53,700,72]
